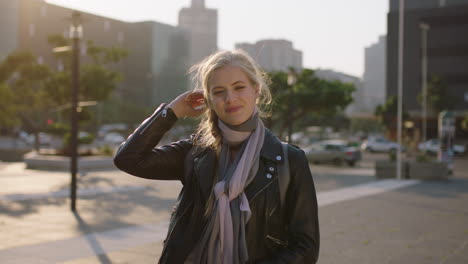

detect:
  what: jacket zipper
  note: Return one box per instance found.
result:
[160,201,192,257]
[249,179,275,203]
[266,235,288,247]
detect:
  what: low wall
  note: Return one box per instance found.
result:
[0,148,31,162]
[24,152,115,171]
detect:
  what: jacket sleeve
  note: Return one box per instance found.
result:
[113,104,193,183]
[261,148,320,264]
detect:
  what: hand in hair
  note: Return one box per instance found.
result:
[167,90,207,118]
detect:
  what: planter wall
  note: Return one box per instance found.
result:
[24,152,115,171]
[408,161,449,180]
[375,160,409,179]
[0,148,31,162]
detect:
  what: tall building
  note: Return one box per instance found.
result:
[236,39,302,72]
[0,0,18,61]
[178,0,218,66]
[124,21,189,106]
[362,35,386,113]
[0,0,190,107]
[387,0,468,137]
[387,0,468,113]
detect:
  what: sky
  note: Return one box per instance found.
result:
[46,0,389,78]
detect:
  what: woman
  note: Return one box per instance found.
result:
[114,50,319,263]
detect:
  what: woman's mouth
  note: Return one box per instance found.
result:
[226,106,242,113]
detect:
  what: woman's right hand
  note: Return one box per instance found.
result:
[167,90,207,118]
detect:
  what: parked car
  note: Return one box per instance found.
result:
[361,137,404,153]
[20,132,53,146]
[418,138,466,156]
[304,140,362,166]
[104,132,125,144]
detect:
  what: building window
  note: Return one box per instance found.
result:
[104,20,111,32]
[41,6,47,17]
[118,32,125,43]
[29,24,36,37]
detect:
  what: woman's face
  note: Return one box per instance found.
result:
[208,65,259,126]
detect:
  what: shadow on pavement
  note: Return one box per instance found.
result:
[0,174,178,234]
[74,212,112,264]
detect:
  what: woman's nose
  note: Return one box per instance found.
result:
[225,90,235,103]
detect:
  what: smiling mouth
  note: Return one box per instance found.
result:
[226,106,242,113]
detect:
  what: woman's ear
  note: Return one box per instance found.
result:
[255,84,260,97]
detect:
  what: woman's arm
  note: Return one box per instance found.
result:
[262,147,320,264]
[113,103,192,183]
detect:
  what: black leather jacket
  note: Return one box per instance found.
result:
[114,104,320,264]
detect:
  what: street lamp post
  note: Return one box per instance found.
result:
[420,23,430,142]
[396,0,405,180]
[70,11,82,211]
[287,69,297,143]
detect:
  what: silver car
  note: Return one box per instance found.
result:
[304,140,362,166]
[418,138,466,156]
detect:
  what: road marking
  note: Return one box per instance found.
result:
[317,179,420,207]
[0,179,421,263]
[0,185,146,202]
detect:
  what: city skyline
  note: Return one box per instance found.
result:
[46,0,388,78]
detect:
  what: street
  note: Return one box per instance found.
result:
[0,153,467,263]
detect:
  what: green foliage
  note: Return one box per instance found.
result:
[46,34,128,106]
[416,153,433,163]
[374,96,409,130]
[63,132,95,146]
[0,32,128,150]
[0,83,19,128]
[45,122,69,136]
[81,64,121,101]
[98,144,114,156]
[462,113,468,132]
[0,51,53,135]
[268,69,355,137]
[417,75,454,113]
[350,118,383,134]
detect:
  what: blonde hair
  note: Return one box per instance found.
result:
[189,49,272,151]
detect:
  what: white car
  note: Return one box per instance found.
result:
[104,132,125,144]
[418,139,466,156]
[361,137,403,153]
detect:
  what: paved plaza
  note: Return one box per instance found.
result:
[1,154,467,263]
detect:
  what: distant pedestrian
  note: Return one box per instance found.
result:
[114,50,320,263]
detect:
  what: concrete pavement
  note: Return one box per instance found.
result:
[1,156,467,263]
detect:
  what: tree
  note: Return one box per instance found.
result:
[268,69,355,139]
[46,35,128,106]
[0,83,19,128]
[0,34,128,150]
[374,96,409,140]
[0,51,53,149]
[461,113,468,132]
[418,75,454,113]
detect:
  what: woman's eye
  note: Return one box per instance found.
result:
[235,86,245,90]
[213,90,223,95]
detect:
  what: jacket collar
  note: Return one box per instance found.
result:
[191,128,284,201]
[259,128,284,163]
[191,128,283,163]
[192,128,283,163]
